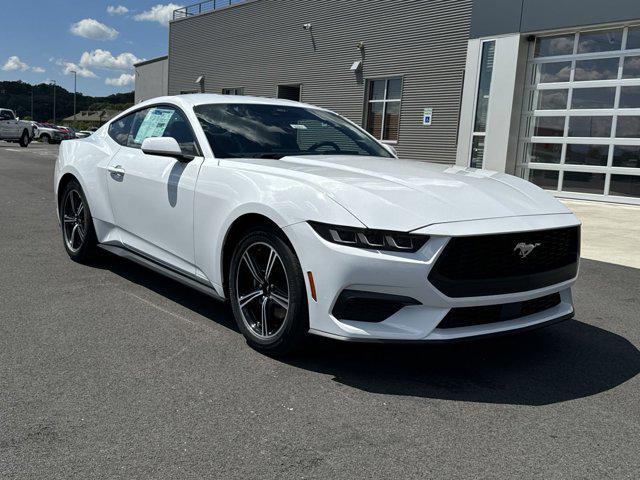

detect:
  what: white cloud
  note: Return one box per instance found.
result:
[80,49,142,71]
[107,5,129,15]
[2,56,29,71]
[105,73,135,87]
[56,60,98,78]
[70,18,118,40]
[31,66,45,73]
[134,3,183,26]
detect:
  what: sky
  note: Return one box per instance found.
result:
[0,1,184,96]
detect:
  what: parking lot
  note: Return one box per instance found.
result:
[1,142,639,479]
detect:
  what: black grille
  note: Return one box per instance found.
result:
[438,293,562,329]
[429,226,580,297]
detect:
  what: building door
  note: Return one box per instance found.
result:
[521,25,640,204]
[277,84,301,102]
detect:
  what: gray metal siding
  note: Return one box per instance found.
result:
[135,58,169,103]
[169,0,472,163]
[471,0,640,38]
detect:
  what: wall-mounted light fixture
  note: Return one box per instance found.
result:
[195,75,205,93]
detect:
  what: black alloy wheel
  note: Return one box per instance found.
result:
[229,229,309,355]
[60,180,97,262]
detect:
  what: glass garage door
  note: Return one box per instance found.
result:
[520,25,640,204]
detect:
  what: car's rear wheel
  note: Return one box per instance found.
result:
[41,134,50,144]
[60,180,97,263]
[19,130,30,147]
[229,228,309,356]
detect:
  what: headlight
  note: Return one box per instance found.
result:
[308,221,429,253]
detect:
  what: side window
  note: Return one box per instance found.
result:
[108,113,135,146]
[0,110,15,120]
[127,106,198,156]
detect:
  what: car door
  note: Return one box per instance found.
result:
[105,105,204,275]
[0,110,14,137]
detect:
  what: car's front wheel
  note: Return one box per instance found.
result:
[40,134,50,144]
[60,180,98,263]
[229,228,309,356]
[19,130,30,147]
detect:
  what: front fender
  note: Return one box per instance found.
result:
[193,161,364,291]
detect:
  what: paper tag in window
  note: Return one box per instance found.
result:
[291,124,307,130]
[135,108,174,143]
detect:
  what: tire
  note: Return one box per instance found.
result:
[19,130,30,147]
[229,228,309,356]
[59,179,98,263]
[41,134,50,144]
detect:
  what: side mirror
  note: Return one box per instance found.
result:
[383,143,398,157]
[16,117,20,121]
[141,136,194,162]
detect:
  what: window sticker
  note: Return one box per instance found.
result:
[134,108,174,143]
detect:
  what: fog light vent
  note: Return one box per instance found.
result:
[332,290,420,323]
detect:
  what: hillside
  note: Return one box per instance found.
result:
[0,81,134,123]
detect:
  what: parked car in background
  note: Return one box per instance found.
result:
[56,126,76,140]
[0,108,35,147]
[75,130,92,138]
[34,123,64,144]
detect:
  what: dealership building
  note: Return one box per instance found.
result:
[135,0,640,204]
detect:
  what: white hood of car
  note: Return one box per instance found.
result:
[228,155,572,232]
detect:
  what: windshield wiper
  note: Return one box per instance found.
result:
[253,153,285,159]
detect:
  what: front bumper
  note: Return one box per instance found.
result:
[283,214,579,342]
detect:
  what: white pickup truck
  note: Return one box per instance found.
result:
[0,108,35,147]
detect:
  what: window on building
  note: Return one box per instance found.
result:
[222,87,245,95]
[277,84,301,102]
[365,77,402,143]
[522,25,640,204]
[470,40,496,168]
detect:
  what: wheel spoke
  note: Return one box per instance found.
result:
[242,251,264,284]
[77,225,86,242]
[260,297,269,336]
[63,215,75,224]
[69,192,77,214]
[76,201,84,216]
[239,290,263,309]
[270,291,289,310]
[70,224,79,246]
[264,248,277,281]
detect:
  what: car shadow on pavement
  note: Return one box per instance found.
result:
[94,254,639,406]
[90,252,239,333]
[286,321,640,406]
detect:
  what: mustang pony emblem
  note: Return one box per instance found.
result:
[514,242,541,259]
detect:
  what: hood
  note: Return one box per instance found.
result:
[226,155,571,232]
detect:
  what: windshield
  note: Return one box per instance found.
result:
[193,103,393,159]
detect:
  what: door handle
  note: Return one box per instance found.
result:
[108,165,125,178]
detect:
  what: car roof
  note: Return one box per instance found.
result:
[134,94,323,112]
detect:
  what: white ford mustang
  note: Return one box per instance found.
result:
[54,94,581,354]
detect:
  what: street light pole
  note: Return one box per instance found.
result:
[51,80,57,124]
[30,86,34,120]
[71,70,77,122]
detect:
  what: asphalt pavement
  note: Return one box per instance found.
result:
[1,142,639,479]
